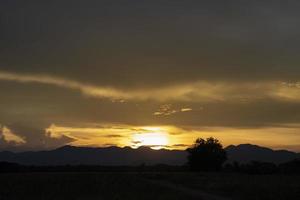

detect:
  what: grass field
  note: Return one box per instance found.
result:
[0,172,299,200]
[143,172,300,200]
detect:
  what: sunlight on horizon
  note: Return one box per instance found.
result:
[45,124,300,152]
[131,128,169,150]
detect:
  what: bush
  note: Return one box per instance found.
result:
[186,137,227,171]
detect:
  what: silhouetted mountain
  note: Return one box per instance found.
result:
[225,144,300,164]
[0,146,187,166]
[0,144,299,166]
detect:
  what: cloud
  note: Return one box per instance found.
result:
[154,104,178,116]
[46,124,134,147]
[154,104,193,116]
[0,70,129,100]
[0,125,26,145]
[103,134,124,138]
[0,124,75,151]
[169,144,190,148]
[181,108,193,112]
[1,71,300,103]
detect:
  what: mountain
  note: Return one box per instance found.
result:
[225,144,300,164]
[0,146,187,166]
[0,144,299,166]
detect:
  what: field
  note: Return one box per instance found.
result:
[0,172,299,200]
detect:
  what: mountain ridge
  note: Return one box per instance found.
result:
[225,144,299,164]
[0,144,299,166]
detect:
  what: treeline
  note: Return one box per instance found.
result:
[0,159,300,174]
[0,162,186,173]
[186,137,300,174]
[224,159,300,174]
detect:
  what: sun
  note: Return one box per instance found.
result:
[132,128,169,150]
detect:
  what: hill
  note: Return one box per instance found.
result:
[225,144,299,164]
[0,144,299,166]
[0,146,187,166]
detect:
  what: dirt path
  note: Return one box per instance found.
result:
[146,179,232,200]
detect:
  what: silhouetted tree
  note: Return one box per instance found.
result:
[187,137,227,171]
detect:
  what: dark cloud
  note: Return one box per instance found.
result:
[169,144,190,148]
[0,0,300,150]
[154,101,300,128]
[102,143,119,147]
[104,134,124,138]
[1,124,74,151]
[1,0,300,86]
[132,141,142,144]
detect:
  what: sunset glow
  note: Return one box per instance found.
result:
[42,124,300,152]
[132,130,169,149]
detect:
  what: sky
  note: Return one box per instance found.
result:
[1,0,300,152]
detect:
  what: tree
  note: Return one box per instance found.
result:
[187,137,227,171]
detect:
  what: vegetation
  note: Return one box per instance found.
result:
[0,173,198,200]
[222,159,300,174]
[143,172,300,200]
[0,172,299,200]
[186,137,227,171]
